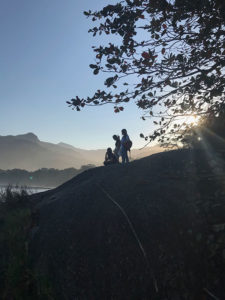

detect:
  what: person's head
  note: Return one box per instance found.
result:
[107,147,112,153]
[121,129,127,136]
[113,135,119,141]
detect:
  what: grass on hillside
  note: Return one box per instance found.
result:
[0,186,53,300]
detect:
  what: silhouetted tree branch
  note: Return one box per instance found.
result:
[68,0,225,145]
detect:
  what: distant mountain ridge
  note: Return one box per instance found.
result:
[12,132,39,142]
[0,133,162,171]
[0,133,90,171]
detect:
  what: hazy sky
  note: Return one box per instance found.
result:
[0,0,154,149]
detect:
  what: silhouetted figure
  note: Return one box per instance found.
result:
[104,148,118,166]
[120,129,132,164]
[112,134,121,161]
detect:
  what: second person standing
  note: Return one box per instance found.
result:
[120,129,131,164]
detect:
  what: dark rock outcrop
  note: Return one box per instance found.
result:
[30,150,225,299]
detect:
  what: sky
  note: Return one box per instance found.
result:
[0,0,155,149]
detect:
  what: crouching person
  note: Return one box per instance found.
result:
[104,148,118,166]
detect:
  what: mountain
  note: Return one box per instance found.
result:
[0,133,162,171]
[29,149,225,299]
[0,133,91,171]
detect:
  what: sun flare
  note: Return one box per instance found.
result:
[185,115,199,126]
[176,115,200,126]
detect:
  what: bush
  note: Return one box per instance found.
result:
[0,186,53,299]
[0,186,29,207]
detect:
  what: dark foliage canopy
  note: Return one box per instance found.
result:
[67,0,225,145]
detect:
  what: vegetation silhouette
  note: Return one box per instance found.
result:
[0,187,53,299]
[67,0,225,146]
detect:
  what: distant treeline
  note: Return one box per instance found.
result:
[0,165,95,188]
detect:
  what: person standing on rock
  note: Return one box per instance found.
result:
[113,134,121,162]
[120,129,132,164]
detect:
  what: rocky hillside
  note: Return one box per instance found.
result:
[29,149,225,299]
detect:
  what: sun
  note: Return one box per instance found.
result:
[176,114,200,127]
[185,115,199,126]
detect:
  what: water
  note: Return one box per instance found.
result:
[0,185,51,195]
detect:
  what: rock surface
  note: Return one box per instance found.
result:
[30,149,225,299]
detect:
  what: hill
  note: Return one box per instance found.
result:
[0,165,94,188]
[28,149,225,299]
[0,133,161,170]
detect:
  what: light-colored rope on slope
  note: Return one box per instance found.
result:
[203,288,220,300]
[96,183,158,293]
